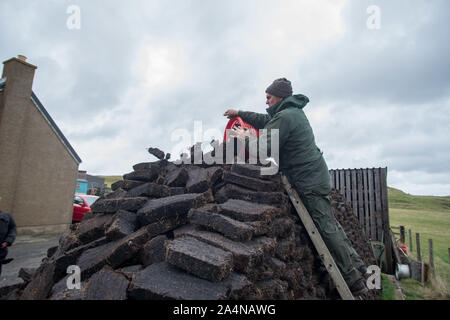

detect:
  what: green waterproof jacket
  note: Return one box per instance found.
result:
[238,94,331,194]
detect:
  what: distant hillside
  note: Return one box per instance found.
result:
[388,187,450,212]
[97,175,122,188]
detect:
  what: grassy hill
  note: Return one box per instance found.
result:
[388,187,450,299]
[97,175,122,188]
[388,187,450,212]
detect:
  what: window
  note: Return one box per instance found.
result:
[73,196,84,205]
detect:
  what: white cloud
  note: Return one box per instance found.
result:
[1,0,449,195]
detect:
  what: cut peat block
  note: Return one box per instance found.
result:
[165,236,233,282]
[137,192,212,226]
[188,207,255,241]
[219,199,281,222]
[128,262,249,300]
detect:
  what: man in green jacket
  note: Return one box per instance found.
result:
[224,78,368,296]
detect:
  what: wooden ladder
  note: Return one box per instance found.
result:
[281,175,356,300]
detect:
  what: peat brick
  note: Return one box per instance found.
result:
[172,224,200,238]
[49,275,85,300]
[84,267,129,300]
[139,235,168,267]
[219,199,281,222]
[224,171,280,192]
[114,180,146,192]
[77,227,149,279]
[165,236,233,282]
[123,169,159,182]
[58,233,80,253]
[117,265,143,280]
[104,188,128,200]
[46,246,58,258]
[188,207,254,241]
[263,257,286,279]
[275,233,296,261]
[214,183,289,207]
[165,167,189,187]
[53,237,110,281]
[206,166,223,186]
[91,197,148,213]
[20,262,56,300]
[111,180,124,191]
[267,217,295,239]
[168,187,185,196]
[76,214,113,244]
[133,160,164,171]
[224,273,253,300]
[18,268,37,283]
[174,229,273,274]
[137,193,212,226]
[77,241,118,279]
[105,210,137,241]
[255,279,289,300]
[145,215,189,238]
[106,227,151,269]
[126,182,170,198]
[248,220,271,236]
[231,164,281,182]
[147,147,165,160]
[186,167,209,193]
[128,262,230,300]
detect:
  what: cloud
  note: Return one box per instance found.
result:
[1,0,449,195]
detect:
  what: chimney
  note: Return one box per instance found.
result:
[1,55,37,93]
[0,56,38,212]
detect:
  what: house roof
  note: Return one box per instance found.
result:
[30,91,82,164]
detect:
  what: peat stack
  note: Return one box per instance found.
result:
[1,149,381,300]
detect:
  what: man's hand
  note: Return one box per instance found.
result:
[223,109,239,119]
[1,242,8,248]
[229,126,250,141]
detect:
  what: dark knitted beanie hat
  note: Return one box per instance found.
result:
[265,78,293,98]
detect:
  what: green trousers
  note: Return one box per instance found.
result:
[299,188,365,287]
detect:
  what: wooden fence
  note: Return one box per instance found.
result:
[329,167,394,274]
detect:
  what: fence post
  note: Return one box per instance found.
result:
[400,226,405,244]
[448,248,450,265]
[428,239,434,276]
[416,233,421,261]
[409,229,413,252]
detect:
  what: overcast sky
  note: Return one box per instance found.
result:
[1,0,449,196]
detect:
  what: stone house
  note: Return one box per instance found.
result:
[0,55,82,234]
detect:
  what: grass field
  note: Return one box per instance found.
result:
[388,187,450,299]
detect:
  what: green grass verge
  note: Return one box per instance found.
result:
[388,187,450,299]
[381,273,396,300]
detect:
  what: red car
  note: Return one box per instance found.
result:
[72,194,99,223]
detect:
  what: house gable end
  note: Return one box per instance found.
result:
[31,91,82,164]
